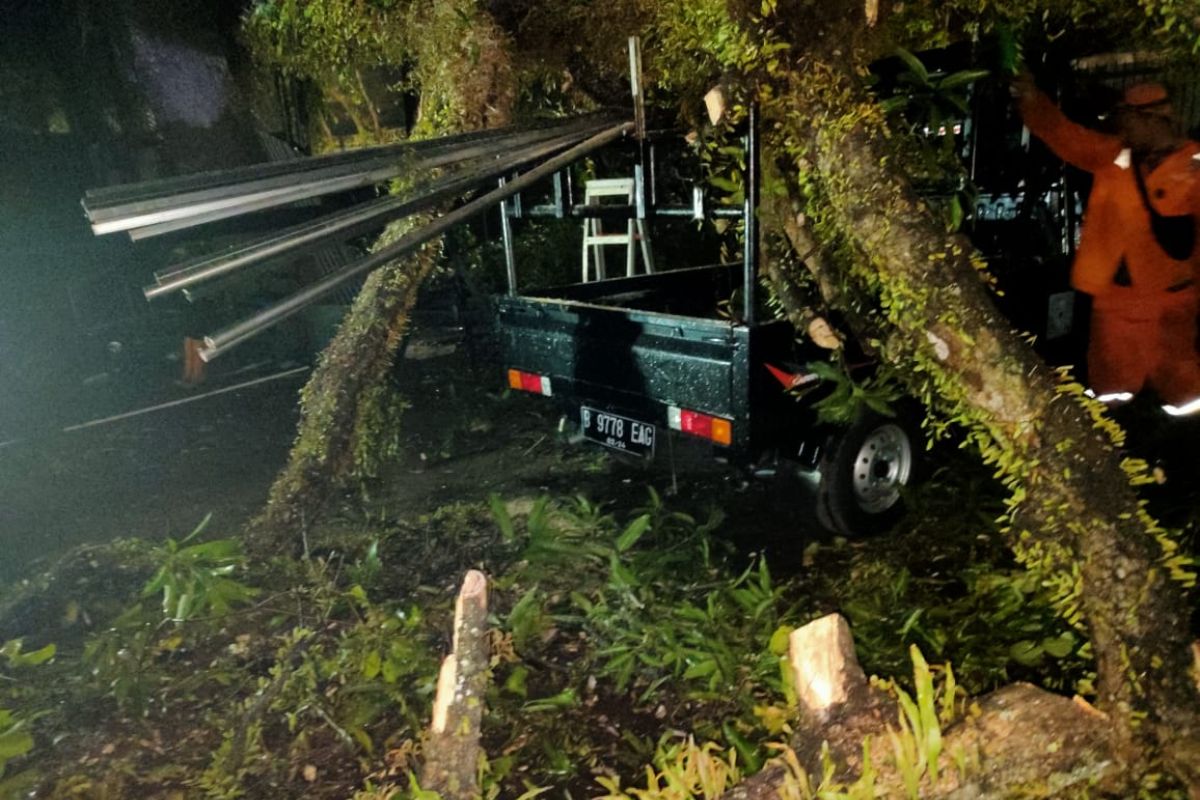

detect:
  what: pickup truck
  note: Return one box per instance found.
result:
[493,113,920,536]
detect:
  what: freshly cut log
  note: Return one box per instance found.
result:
[720,614,1121,799]
[421,570,490,800]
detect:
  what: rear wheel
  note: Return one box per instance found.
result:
[817,409,918,536]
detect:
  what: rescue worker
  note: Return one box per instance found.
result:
[1013,74,1200,415]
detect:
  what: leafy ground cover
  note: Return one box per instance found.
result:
[0,355,1192,798]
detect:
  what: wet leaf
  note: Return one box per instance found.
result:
[1041,634,1075,659]
[363,650,382,680]
[768,625,792,657]
[1009,640,1044,666]
[616,514,651,552]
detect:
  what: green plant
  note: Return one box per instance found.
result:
[347,538,385,596]
[878,49,988,137]
[873,48,987,232]
[82,605,162,713]
[0,641,55,670]
[270,599,440,761]
[0,708,33,780]
[0,639,55,786]
[595,648,965,800]
[594,737,743,800]
[142,515,259,623]
[840,557,1089,694]
[807,359,904,425]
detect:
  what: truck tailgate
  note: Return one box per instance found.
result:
[497,294,762,450]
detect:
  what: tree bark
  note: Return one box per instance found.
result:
[254,228,442,549]
[685,0,1200,782]
[421,570,490,800]
[754,50,1200,784]
[253,8,516,550]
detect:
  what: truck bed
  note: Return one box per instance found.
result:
[529,263,743,318]
[496,264,804,457]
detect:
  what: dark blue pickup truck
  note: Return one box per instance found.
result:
[493,114,920,536]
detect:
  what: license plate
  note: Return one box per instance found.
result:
[580,406,656,457]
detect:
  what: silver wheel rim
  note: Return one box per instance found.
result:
[851,423,913,514]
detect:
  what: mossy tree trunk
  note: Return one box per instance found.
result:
[254,7,515,549]
[255,236,441,545]
[734,4,1200,784]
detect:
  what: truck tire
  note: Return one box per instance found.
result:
[817,408,919,537]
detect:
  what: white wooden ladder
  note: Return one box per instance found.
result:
[580,178,654,282]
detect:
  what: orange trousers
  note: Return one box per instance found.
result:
[1088,289,1200,404]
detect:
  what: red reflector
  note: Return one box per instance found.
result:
[674,408,733,446]
[766,363,799,388]
[520,372,543,393]
[507,368,551,396]
[765,363,819,390]
[680,409,712,438]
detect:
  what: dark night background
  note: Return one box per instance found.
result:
[0,0,310,581]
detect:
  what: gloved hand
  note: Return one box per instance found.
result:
[1009,69,1037,102]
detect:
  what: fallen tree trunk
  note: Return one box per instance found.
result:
[757,58,1200,781]
[254,221,443,551]
[251,7,516,552]
[420,570,491,800]
[712,4,1200,780]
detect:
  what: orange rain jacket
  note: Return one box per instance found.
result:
[1019,90,1200,403]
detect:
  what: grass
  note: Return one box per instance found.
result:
[0,445,1114,798]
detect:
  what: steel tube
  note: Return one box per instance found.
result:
[523,204,741,219]
[98,172,379,237]
[499,177,518,296]
[145,131,588,298]
[198,121,633,362]
[84,115,615,212]
[87,118,616,234]
[104,127,600,237]
[742,103,759,325]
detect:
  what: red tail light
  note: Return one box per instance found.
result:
[667,405,732,446]
[507,369,552,396]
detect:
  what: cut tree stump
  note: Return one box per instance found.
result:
[788,613,898,779]
[721,613,1122,799]
[420,570,490,800]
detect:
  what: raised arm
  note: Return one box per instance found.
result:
[1014,77,1122,174]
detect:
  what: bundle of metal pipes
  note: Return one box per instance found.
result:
[81,112,634,361]
[198,121,633,361]
[83,113,621,240]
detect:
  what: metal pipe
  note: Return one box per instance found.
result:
[61,366,310,432]
[742,102,759,325]
[84,115,614,213]
[628,36,646,141]
[122,134,551,239]
[198,121,633,362]
[523,203,741,219]
[499,177,518,296]
[92,119,617,236]
[551,171,567,218]
[112,172,385,238]
[144,131,589,298]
